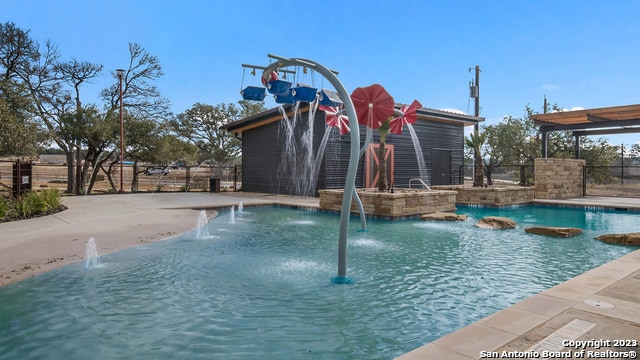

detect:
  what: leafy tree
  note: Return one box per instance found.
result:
[56,58,103,193]
[0,22,49,159]
[0,22,83,192]
[169,101,263,164]
[0,81,44,157]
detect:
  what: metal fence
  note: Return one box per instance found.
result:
[462,164,535,186]
[0,161,242,196]
[584,165,640,198]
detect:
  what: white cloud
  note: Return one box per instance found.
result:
[542,84,559,91]
[439,108,468,115]
[551,106,585,113]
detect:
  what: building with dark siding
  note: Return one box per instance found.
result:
[222,104,483,196]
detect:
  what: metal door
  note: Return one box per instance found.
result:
[431,149,451,185]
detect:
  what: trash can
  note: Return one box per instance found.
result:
[209,178,221,193]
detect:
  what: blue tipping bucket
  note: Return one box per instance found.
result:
[240,86,266,101]
[292,86,318,103]
[318,89,342,107]
[274,88,296,104]
[266,80,292,96]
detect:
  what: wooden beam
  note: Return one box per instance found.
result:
[586,113,613,122]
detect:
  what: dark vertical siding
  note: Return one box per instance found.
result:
[242,108,467,195]
[241,109,327,196]
[323,120,465,189]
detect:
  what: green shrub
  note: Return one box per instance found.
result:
[0,197,13,220]
[2,189,63,221]
[40,188,62,211]
[15,195,34,218]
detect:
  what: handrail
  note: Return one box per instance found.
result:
[409,178,431,191]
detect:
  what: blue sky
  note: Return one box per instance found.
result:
[5,0,640,145]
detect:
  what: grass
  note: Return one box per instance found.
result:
[0,189,64,222]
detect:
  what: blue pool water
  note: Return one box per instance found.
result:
[0,205,637,359]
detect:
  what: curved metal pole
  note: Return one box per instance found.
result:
[263,54,359,281]
[352,128,372,232]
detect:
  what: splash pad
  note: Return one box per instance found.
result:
[242,54,360,283]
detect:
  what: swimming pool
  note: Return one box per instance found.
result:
[0,205,637,359]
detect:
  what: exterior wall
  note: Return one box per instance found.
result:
[534,158,585,199]
[323,119,466,189]
[241,110,326,195]
[241,108,469,196]
[319,189,457,218]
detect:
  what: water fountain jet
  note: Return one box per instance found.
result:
[84,237,102,270]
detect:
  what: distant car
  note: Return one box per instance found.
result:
[144,167,170,176]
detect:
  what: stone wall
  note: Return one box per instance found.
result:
[534,158,585,199]
[318,189,457,218]
[432,185,534,205]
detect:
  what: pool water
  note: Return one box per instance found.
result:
[0,206,637,359]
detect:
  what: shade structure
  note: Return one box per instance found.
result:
[265,79,292,96]
[351,84,395,129]
[240,86,267,101]
[389,99,422,135]
[274,88,296,104]
[319,105,350,135]
[318,88,343,107]
[292,85,318,103]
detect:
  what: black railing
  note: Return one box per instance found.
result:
[462,164,535,186]
[584,165,640,198]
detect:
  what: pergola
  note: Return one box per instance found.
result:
[532,104,640,158]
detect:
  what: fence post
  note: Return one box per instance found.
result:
[185,167,190,192]
[583,165,587,197]
[234,165,238,191]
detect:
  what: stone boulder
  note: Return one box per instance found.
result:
[595,232,640,246]
[524,226,583,238]
[474,216,517,229]
[420,212,467,221]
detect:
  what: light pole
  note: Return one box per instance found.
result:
[116,69,125,193]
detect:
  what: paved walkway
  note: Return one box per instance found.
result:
[1,192,638,358]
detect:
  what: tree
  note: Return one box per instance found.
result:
[55,58,103,194]
[123,117,196,192]
[169,102,260,164]
[376,118,392,191]
[95,42,172,192]
[0,22,82,192]
[0,81,44,158]
[465,131,486,187]
[101,43,170,120]
[482,104,620,185]
[0,22,49,159]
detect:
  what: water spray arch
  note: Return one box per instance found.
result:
[242,54,360,283]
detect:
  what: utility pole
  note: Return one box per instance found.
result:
[469,65,481,186]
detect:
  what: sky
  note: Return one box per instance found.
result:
[5,0,640,146]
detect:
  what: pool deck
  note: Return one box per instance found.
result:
[1,192,638,358]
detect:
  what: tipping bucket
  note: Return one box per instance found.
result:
[318,89,342,107]
[265,80,292,96]
[241,86,266,101]
[292,86,318,103]
[274,88,296,104]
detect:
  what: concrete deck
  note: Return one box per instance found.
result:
[1,193,638,358]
